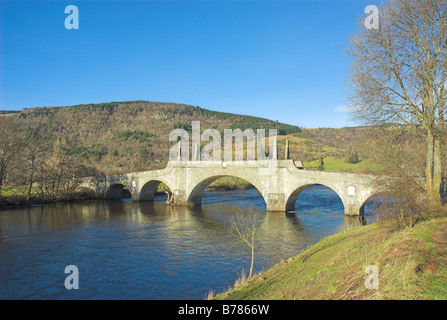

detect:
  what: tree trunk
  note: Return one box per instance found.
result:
[0,160,5,191]
[165,191,174,205]
[27,155,35,198]
[426,134,435,200]
[249,234,254,278]
[425,133,442,205]
[433,136,442,203]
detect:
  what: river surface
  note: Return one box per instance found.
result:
[0,186,375,300]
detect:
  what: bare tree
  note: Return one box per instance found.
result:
[21,135,47,198]
[229,210,264,279]
[346,0,447,204]
[35,137,82,201]
[363,127,433,227]
[0,119,21,191]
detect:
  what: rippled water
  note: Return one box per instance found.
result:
[0,186,373,300]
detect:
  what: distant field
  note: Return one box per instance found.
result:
[304,157,379,173]
[276,132,377,173]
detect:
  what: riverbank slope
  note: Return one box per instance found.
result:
[214,217,447,300]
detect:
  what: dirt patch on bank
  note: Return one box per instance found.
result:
[430,222,447,268]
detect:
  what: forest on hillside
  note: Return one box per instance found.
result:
[1,101,302,174]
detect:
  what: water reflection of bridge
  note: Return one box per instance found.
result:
[7,199,363,237]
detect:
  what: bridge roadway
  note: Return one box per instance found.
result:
[82,160,378,216]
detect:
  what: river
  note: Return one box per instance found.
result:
[0,185,375,300]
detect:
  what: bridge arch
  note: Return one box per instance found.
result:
[285,183,346,213]
[106,183,132,199]
[187,172,267,207]
[359,191,391,216]
[139,179,174,201]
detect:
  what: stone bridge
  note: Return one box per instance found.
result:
[82,160,379,216]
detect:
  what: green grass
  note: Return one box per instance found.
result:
[208,177,253,190]
[214,217,447,300]
[0,186,96,206]
[0,187,36,196]
[304,157,380,173]
[156,177,253,193]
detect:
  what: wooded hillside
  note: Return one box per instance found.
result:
[2,101,303,174]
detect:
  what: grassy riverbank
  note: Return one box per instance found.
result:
[0,187,97,207]
[1,178,253,207]
[214,216,447,300]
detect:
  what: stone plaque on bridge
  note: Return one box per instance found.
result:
[347,186,356,196]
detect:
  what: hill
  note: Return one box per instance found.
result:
[2,101,303,174]
[1,101,383,185]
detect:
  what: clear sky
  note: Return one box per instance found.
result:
[0,0,380,128]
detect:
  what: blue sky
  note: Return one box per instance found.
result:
[0,0,380,128]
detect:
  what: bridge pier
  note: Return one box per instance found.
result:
[172,189,189,206]
[266,193,287,212]
[344,203,364,216]
[131,192,141,202]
